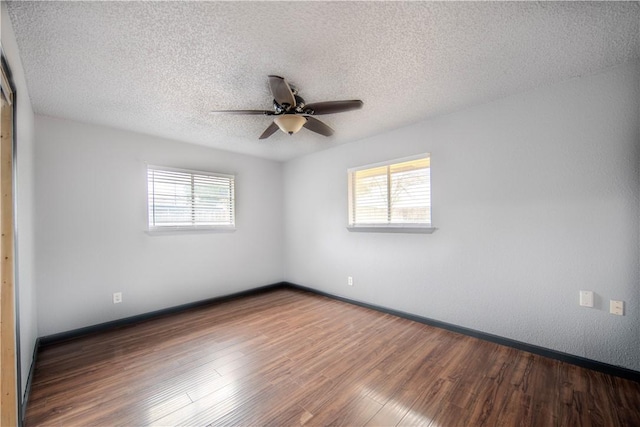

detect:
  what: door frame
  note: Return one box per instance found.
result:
[0,46,19,426]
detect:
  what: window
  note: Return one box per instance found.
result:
[147,166,235,230]
[348,154,433,232]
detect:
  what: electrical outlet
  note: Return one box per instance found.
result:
[347,276,353,286]
[610,300,624,316]
[113,292,122,304]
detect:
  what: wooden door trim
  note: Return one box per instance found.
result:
[0,47,18,426]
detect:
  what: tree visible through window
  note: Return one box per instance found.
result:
[348,155,431,228]
[147,166,235,230]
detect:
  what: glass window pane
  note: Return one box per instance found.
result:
[148,167,235,229]
[349,155,431,227]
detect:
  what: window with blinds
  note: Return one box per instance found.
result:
[147,166,235,230]
[348,154,431,230]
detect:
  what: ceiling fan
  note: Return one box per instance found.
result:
[211,75,363,139]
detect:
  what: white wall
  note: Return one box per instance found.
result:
[284,62,640,371]
[35,116,283,336]
[19,44,640,378]
[1,2,38,401]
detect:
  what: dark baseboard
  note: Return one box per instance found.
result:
[39,282,286,347]
[34,280,640,384]
[282,282,640,383]
[21,337,39,426]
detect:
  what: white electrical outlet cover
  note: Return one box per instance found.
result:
[610,300,624,316]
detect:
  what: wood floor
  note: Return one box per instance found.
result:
[26,288,640,426]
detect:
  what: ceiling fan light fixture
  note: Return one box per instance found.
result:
[274,115,306,135]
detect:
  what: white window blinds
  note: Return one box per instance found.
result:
[348,155,431,228]
[147,166,235,230]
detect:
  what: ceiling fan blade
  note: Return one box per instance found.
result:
[303,116,334,137]
[303,100,363,115]
[258,122,279,140]
[268,75,296,108]
[210,109,274,115]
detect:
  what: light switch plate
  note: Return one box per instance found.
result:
[579,290,594,308]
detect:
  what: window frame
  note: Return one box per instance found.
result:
[146,165,236,233]
[347,154,435,234]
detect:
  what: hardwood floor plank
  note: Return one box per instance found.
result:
[263,403,314,427]
[397,376,456,425]
[152,357,294,425]
[25,288,640,426]
[364,364,440,426]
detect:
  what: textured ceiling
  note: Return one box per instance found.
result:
[6,1,640,161]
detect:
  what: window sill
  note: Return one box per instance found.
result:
[346,225,436,234]
[146,226,236,235]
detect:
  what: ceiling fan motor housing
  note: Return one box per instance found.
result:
[274,94,307,115]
